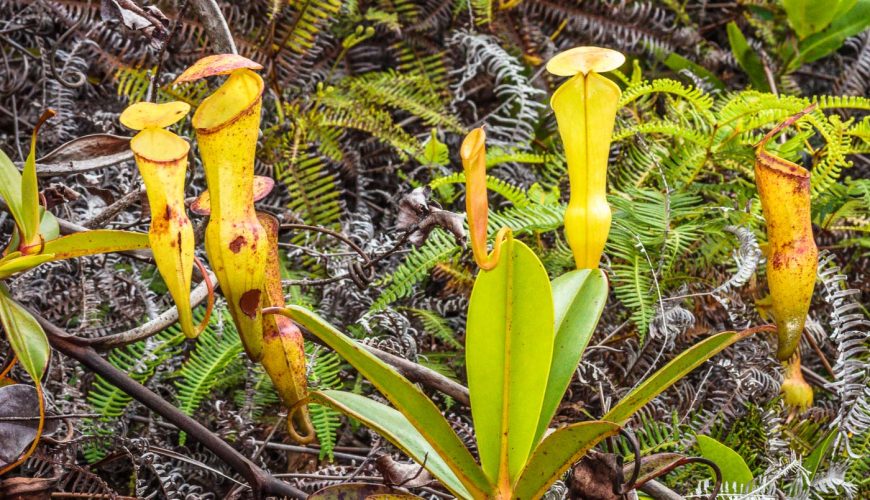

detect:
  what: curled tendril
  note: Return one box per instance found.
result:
[48,16,88,89]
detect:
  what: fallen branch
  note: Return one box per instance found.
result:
[32,312,305,500]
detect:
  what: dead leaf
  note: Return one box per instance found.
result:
[100,0,169,41]
[25,134,133,177]
[0,385,42,467]
[396,187,465,247]
[375,454,433,488]
[0,476,56,500]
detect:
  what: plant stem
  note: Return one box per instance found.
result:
[32,312,306,500]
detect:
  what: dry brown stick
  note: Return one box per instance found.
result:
[82,271,215,349]
[33,312,306,499]
[189,0,236,54]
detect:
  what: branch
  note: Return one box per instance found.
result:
[32,312,305,500]
[83,271,215,350]
[297,326,470,406]
[189,0,236,54]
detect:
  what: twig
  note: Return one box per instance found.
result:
[188,0,236,54]
[83,187,145,229]
[32,311,306,500]
[82,271,215,349]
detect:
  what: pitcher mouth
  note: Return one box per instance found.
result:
[756,149,810,180]
[192,69,264,135]
[130,128,190,164]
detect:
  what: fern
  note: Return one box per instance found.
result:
[174,311,244,445]
[401,307,462,348]
[429,172,531,207]
[278,0,342,55]
[308,347,343,459]
[115,66,210,106]
[275,150,343,229]
[87,326,184,420]
[371,229,462,311]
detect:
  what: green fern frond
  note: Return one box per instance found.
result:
[115,66,210,106]
[316,96,420,158]
[346,71,462,131]
[87,326,184,420]
[400,307,462,348]
[614,120,708,145]
[392,42,450,96]
[174,311,244,444]
[309,347,343,459]
[278,0,342,55]
[371,229,461,311]
[619,78,714,114]
[813,95,870,111]
[429,172,531,207]
[485,149,554,167]
[275,151,343,228]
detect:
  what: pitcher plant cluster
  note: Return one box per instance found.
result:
[0,45,822,492]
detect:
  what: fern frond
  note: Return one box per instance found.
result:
[88,327,184,420]
[308,347,343,459]
[401,307,462,348]
[174,311,244,444]
[619,78,714,114]
[276,151,343,228]
[371,229,462,311]
[278,0,342,55]
[429,172,531,207]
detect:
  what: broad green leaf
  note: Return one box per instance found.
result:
[41,230,149,260]
[19,124,41,248]
[603,329,753,424]
[513,421,620,499]
[0,149,24,234]
[535,269,608,443]
[804,430,837,482]
[466,238,554,483]
[416,129,448,167]
[784,0,855,38]
[661,53,726,91]
[796,0,870,65]
[0,254,56,280]
[313,390,470,499]
[0,285,49,382]
[0,231,149,279]
[726,22,770,92]
[696,435,753,489]
[284,306,490,497]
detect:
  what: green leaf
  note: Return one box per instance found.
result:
[41,230,150,260]
[19,127,41,248]
[0,284,49,382]
[803,430,837,482]
[535,269,608,443]
[283,306,491,497]
[416,128,448,167]
[726,22,770,92]
[466,237,554,483]
[0,231,150,280]
[513,421,620,499]
[313,390,470,498]
[0,149,24,236]
[696,435,753,489]
[796,0,870,65]
[602,329,754,425]
[784,0,855,38]
[0,254,56,280]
